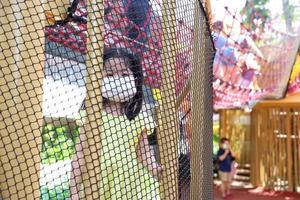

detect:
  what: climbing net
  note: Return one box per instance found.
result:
[0,0,214,199]
[211,0,300,109]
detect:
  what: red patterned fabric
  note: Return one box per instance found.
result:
[45,0,87,54]
[45,0,164,88]
[175,21,194,96]
[45,22,87,54]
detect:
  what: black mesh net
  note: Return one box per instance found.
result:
[0,0,214,199]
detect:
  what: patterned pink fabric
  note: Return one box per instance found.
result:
[175,21,194,96]
[45,0,87,54]
[45,22,87,54]
[45,0,164,88]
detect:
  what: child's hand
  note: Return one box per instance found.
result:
[151,164,163,179]
[228,144,231,150]
[71,193,80,200]
[225,149,230,154]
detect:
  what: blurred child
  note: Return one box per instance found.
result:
[217,138,235,199]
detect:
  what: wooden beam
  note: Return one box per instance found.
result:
[254,93,300,109]
[286,109,293,191]
[0,1,46,199]
[254,103,300,109]
[156,0,179,199]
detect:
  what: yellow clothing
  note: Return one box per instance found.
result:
[290,55,300,83]
[100,111,160,200]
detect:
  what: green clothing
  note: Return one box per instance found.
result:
[100,111,160,200]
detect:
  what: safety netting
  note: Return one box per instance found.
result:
[0,0,214,199]
[210,0,300,109]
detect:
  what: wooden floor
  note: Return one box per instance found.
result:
[214,187,300,200]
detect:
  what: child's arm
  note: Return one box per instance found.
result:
[137,129,163,179]
[70,134,86,200]
[218,149,230,161]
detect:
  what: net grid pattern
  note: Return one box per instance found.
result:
[0,0,214,199]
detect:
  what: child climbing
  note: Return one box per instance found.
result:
[70,48,162,200]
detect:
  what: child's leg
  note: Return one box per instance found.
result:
[221,181,227,197]
[70,150,84,199]
[226,172,232,195]
[226,181,231,195]
[70,134,86,199]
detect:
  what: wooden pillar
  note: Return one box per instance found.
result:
[219,110,226,138]
[0,1,46,199]
[270,108,276,189]
[156,0,179,199]
[251,109,261,187]
[80,0,104,199]
[250,110,256,186]
[286,108,293,191]
[190,0,213,199]
[296,108,300,190]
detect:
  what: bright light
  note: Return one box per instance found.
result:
[43,78,86,118]
[244,107,252,113]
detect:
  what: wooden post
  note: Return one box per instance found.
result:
[296,109,300,189]
[0,1,46,199]
[270,108,276,189]
[251,109,261,187]
[279,109,284,189]
[292,109,298,190]
[80,0,105,199]
[220,110,226,137]
[156,0,179,199]
[250,110,257,186]
[190,0,213,199]
[286,108,293,191]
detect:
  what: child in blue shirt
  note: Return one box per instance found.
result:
[217,138,235,198]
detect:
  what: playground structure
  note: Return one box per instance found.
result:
[211,0,300,109]
[219,110,251,166]
[251,94,300,192]
[1,0,300,199]
[218,93,300,193]
[213,0,300,193]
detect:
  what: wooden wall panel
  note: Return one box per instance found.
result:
[251,106,300,192]
[219,110,251,165]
